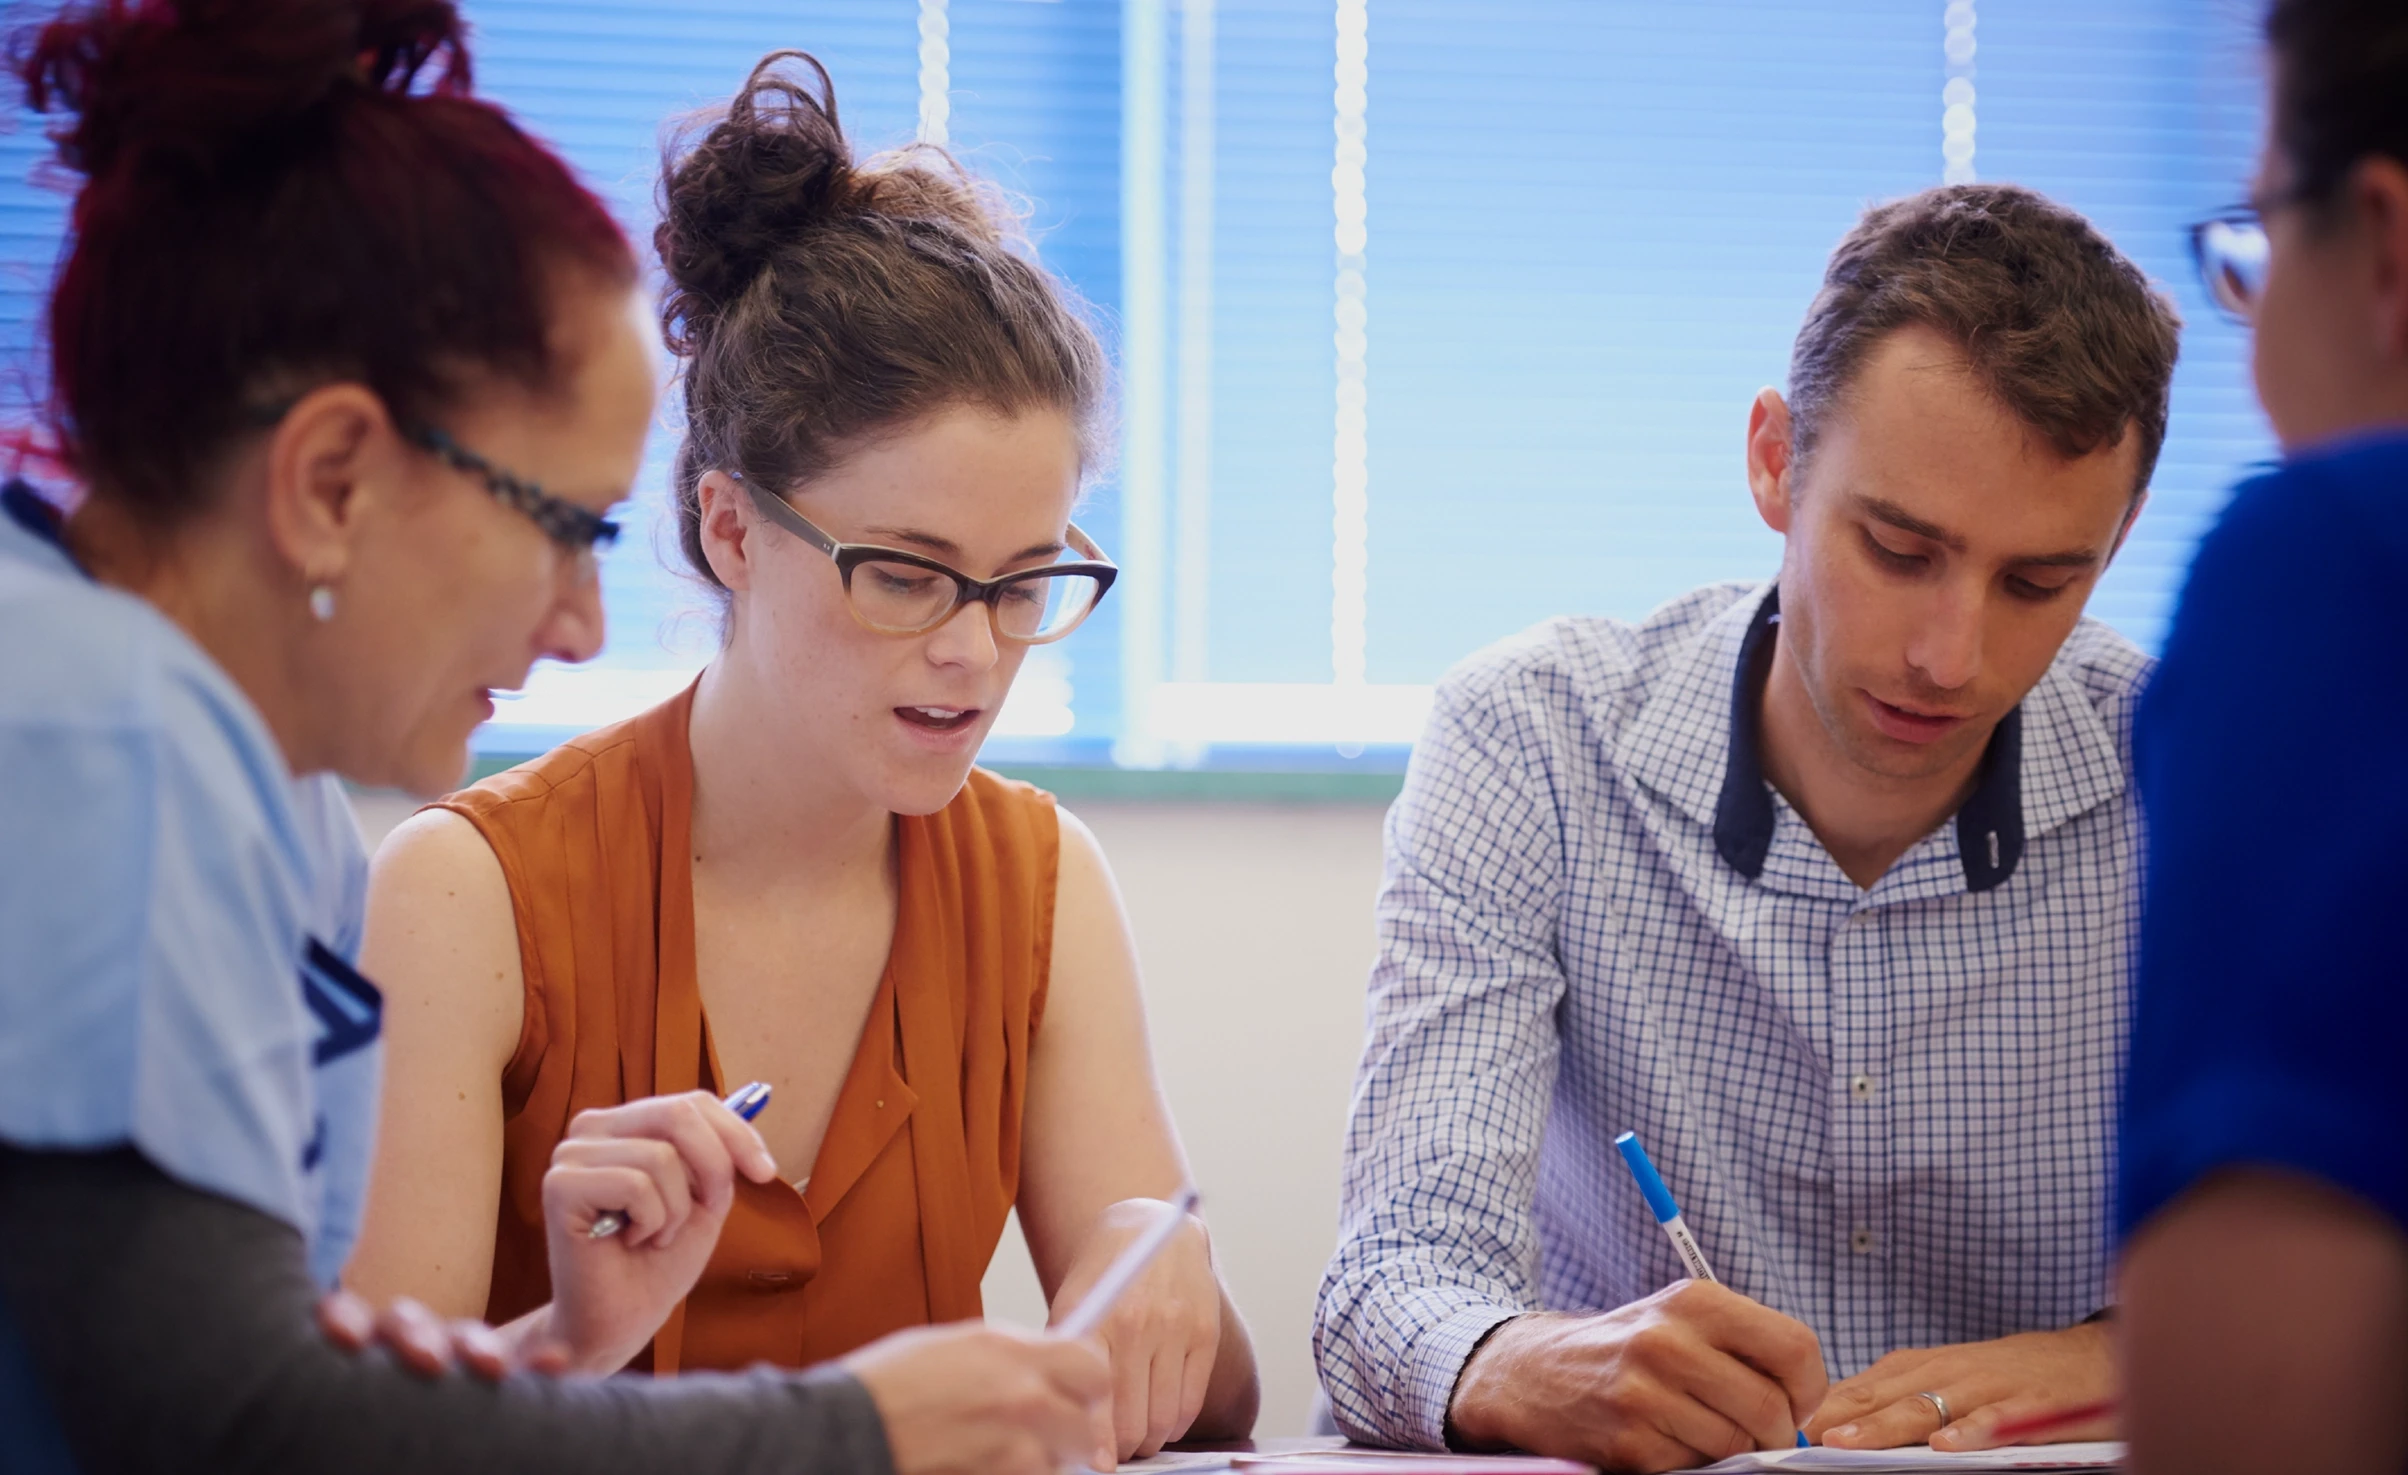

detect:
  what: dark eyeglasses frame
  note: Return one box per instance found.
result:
[402,423,620,554]
[245,399,620,557]
[2185,172,2328,327]
[738,475,1117,645]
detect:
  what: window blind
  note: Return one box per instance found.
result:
[0,1,2274,762]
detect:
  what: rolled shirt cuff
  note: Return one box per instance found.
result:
[1404,1301,1526,1452]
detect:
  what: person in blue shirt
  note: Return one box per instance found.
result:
[0,2,1105,1473]
[2116,2,2408,1473]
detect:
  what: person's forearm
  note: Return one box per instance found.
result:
[494,1301,649,1377]
[493,1303,600,1375]
[494,1304,564,1368]
[2122,1170,2408,1475]
[1444,1310,1545,1451]
[1187,1286,1261,1440]
[1317,820,1563,1450]
[0,1146,893,1475]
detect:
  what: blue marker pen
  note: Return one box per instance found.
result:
[1613,1130,1718,1282]
[1614,1130,1810,1448]
[588,1081,773,1240]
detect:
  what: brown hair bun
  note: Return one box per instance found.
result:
[656,50,1009,353]
[655,49,1109,594]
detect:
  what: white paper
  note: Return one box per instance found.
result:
[1687,1441,2122,1473]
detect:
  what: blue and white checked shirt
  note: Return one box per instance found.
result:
[1314,581,2147,1450]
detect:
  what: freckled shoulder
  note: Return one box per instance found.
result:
[363,805,526,1059]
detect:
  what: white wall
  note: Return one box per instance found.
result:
[348,790,1389,1438]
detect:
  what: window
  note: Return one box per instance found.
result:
[0,1,2271,768]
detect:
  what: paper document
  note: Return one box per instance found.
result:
[1113,1449,1594,1474]
[1687,1441,2122,1472]
[1113,1442,2119,1474]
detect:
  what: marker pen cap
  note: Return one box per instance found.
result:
[1613,1131,1681,1225]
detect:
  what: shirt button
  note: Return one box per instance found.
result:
[1850,1227,1876,1255]
[1849,1073,1876,1102]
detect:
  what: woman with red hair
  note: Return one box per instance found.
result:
[0,3,1101,1472]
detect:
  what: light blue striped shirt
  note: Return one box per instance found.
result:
[1314,581,2146,1449]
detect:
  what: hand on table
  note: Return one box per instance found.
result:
[845,1321,1112,1475]
[1803,1320,2116,1451]
[1447,1282,1827,1474]
[527,1089,781,1373]
[1046,1196,1224,1468]
[316,1287,563,1380]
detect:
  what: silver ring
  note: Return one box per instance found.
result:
[1914,1390,1952,1430]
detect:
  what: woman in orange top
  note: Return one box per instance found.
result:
[345,52,1258,1467]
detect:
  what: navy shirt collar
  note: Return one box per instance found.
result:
[1712,586,2026,893]
[2,479,68,554]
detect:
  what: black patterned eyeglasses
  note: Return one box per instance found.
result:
[246,399,620,577]
[401,423,620,563]
[739,474,1116,644]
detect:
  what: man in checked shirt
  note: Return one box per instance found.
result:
[1315,183,2181,1474]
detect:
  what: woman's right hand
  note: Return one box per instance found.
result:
[525,1090,780,1373]
[844,1323,1113,1475]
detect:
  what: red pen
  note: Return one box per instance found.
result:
[1989,1398,2117,1444]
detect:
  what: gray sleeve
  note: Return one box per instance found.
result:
[0,1146,897,1475]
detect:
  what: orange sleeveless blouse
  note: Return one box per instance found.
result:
[433,682,1057,1373]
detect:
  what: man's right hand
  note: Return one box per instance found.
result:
[844,1323,1114,1475]
[1447,1282,1828,1474]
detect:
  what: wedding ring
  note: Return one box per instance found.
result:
[1915,1390,1952,1430]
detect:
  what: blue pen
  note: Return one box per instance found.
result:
[1614,1130,1810,1448]
[588,1081,773,1240]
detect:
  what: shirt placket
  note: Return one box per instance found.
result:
[1826,897,1895,1374]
